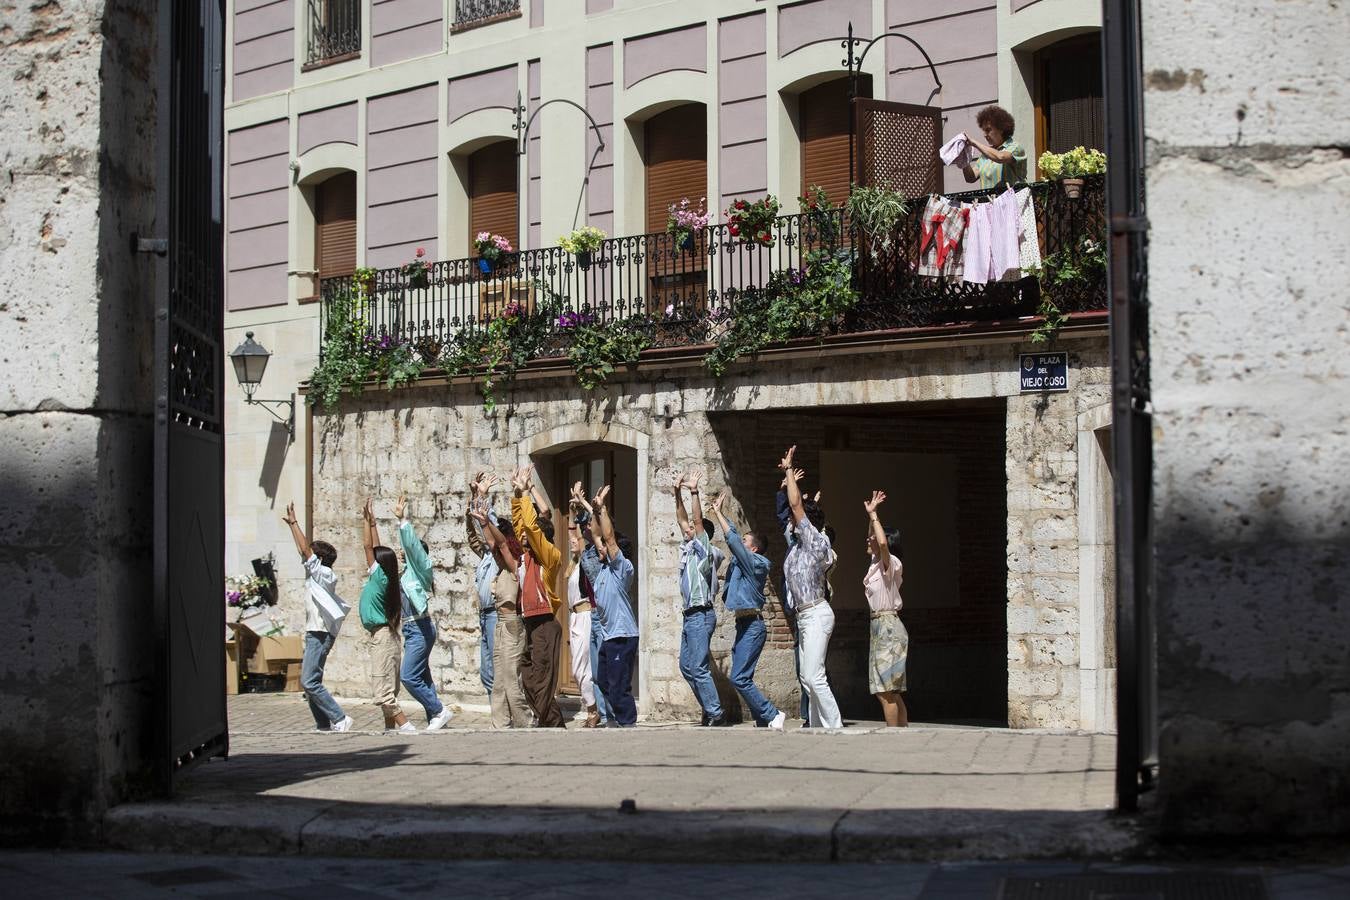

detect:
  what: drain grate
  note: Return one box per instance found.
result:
[130,865,242,887]
[999,872,1267,900]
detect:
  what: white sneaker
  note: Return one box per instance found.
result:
[396,721,418,734]
[331,716,355,733]
[426,707,454,732]
[768,711,786,731]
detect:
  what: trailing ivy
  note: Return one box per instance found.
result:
[1029,236,1104,344]
[569,315,652,390]
[440,294,563,413]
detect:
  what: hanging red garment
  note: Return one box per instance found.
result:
[917,195,969,278]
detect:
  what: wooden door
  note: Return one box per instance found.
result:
[552,447,615,696]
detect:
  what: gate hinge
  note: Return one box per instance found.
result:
[1110,215,1150,234]
[132,233,169,255]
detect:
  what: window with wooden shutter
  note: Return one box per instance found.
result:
[469,140,519,250]
[644,104,707,234]
[315,171,357,293]
[800,75,869,208]
[1036,34,1104,162]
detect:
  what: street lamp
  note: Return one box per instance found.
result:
[229,331,295,437]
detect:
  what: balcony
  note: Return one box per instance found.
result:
[304,0,361,69]
[452,0,522,33]
[317,175,1105,388]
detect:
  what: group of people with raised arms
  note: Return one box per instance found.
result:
[282,444,909,732]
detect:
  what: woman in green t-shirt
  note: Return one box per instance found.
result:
[360,499,414,733]
[962,104,1028,191]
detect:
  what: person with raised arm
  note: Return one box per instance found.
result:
[674,470,727,726]
[510,464,567,728]
[394,492,454,732]
[780,447,843,730]
[862,491,910,727]
[471,500,531,728]
[359,499,414,733]
[281,502,353,733]
[561,486,602,728]
[709,491,786,730]
[775,468,835,726]
[466,472,501,702]
[577,483,639,727]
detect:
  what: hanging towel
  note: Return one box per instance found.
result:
[939,134,976,167]
[962,201,993,285]
[990,187,1021,280]
[918,195,969,279]
[1000,187,1042,281]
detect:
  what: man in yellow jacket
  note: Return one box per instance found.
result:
[511,465,567,728]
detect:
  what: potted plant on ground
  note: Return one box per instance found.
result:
[474,232,514,275]
[666,196,710,253]
[1037,146,1107,198]
[559,225,606,270]
[400,246,433,289]
[725,194,781,248]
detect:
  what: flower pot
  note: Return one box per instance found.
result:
[1060,177,1084,200]
[679,232,694,252]
[575,250,593,271]
[478,256,495,275]
[407,270,430,290]
[356,274,375,295]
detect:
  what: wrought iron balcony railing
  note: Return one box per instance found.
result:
[454,0,521,29]
[319,175,1106,369]
[305,0,361,67]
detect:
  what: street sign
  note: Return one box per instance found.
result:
[1019,351,1069,393]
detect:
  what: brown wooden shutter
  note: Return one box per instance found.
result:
[644,105,707,234]
[469,141,519,250]
[315,171,357,282]
[799,77,855,207]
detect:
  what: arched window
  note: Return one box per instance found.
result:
[1036,34,1104,161]
[468,140,518,250]
[314,171,356,289]
[799,75,870,207]
[644,104,707,234]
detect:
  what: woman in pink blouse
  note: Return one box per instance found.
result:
[863,491,909,727]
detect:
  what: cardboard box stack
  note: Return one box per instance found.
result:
[226,615,304,693]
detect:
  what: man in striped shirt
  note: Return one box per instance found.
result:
[675,471,728,726]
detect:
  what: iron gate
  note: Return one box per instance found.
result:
[1103,0,1158,811]
[152,0,228,788]
[853,98,942,198]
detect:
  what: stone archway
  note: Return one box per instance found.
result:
[521,422,653,715]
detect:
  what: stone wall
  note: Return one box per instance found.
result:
[0,0,158,839]
[305,335,1112,728]
[1144,0,1350,835]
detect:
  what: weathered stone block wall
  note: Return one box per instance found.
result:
[1145,0,1350,836]
[0,0,157,839]
[305,336,1111,729]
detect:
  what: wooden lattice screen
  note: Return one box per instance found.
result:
[854,99,943,199]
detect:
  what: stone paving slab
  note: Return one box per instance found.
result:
[105,694,1130,864]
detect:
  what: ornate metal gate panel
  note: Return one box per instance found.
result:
[152,0,228,788]
[853,99,942,198]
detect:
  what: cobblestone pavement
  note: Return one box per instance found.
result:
[4,851,1348,899]
[211,694,1115,814]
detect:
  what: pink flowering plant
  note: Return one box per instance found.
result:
[474,232,514,262]
[400,247,433,289]
[666,196,710,249]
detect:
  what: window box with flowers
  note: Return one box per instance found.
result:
[1037,146,1106,198]
[559,226,606,270]
[725,194,780,248]
[666,196,710,252]
[474,232,515,275]
[401,247,433,289]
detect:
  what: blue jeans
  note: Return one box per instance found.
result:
[731,615,779,725]
[590,612,613,722]
[598,636,638,726]
[400,615,443,720]
[479,608,497,695]
[679,607,722,719]
[302,630,345,728]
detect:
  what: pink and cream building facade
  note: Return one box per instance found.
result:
[225,1,1112,729]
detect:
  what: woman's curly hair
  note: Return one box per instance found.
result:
[975,104,1016,140]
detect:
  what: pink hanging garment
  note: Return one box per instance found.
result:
[962,201,993,285]
[989,187,1021,280]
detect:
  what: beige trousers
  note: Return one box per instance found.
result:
[490,611,530,728]
[368,624,402,717]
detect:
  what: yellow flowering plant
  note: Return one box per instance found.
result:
[558,226,607,255]
[1038,146,1106,179]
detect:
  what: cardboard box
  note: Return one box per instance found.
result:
[227,623,303,674]
[225,640,240,696]
[283,662,302,693]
